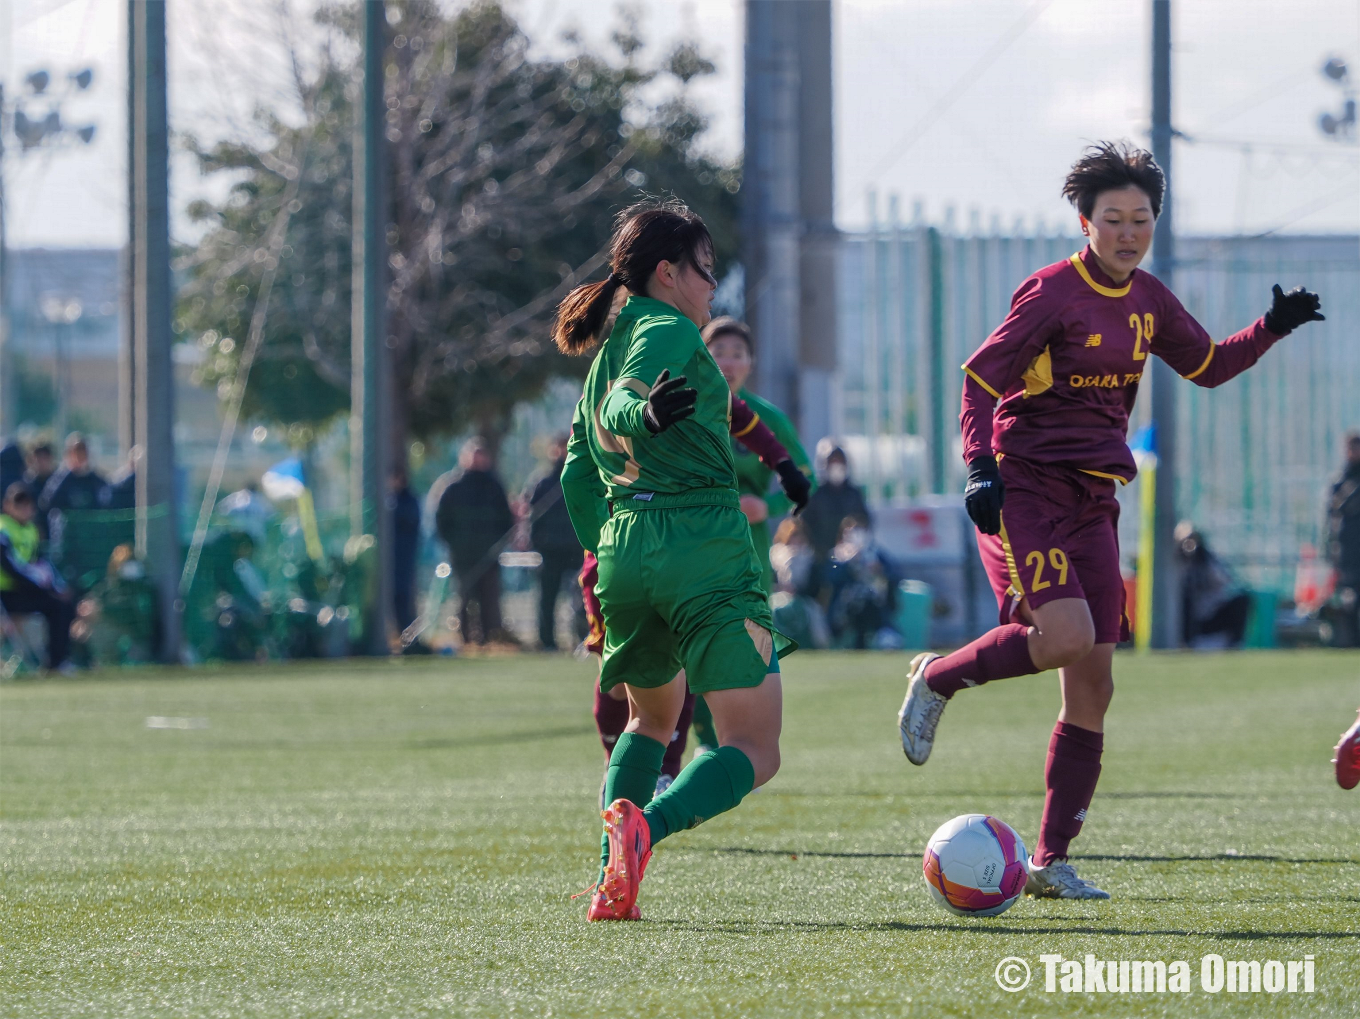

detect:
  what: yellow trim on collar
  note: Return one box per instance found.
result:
[962,365,1003,400]
[1068,253,1132,298]
[1182,343,1215,381]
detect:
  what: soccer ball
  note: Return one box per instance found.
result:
[922,814,1028,917]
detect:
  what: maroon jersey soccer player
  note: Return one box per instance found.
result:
[897,141,1324,900]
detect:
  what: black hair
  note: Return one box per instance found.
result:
[552,199,714,354]
[4,481,33,505]
[1062,141,1165,219]
[701,316,752,353]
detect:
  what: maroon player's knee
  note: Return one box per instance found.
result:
[1030,598,1096,668]
[1040,619,1095,667]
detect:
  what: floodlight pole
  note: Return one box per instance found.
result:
[129,0,181,661]
[743,0,837,448]
[1148,0,1180,649]
[0,83,10,437]
[350,0,392,655]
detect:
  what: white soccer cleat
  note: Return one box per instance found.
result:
[898,652,945,765]
[1024,857,1111,900]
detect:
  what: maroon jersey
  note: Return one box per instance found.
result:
[961,246,1283,483]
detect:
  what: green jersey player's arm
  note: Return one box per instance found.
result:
[598,316,699,438]
[561,397,608,555]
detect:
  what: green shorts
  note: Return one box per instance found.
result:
[595,488,794,695]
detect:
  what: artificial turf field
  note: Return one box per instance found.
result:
[2,650,1358,1018]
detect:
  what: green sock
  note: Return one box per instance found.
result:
[691,695,718,749]
[642,745,755,846]
[599,732,665,872]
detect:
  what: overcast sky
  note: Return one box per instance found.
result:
[6,0,1359,248]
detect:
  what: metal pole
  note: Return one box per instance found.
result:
[120,0,137,457]
[927,225,946,495]
[744,0,801,420]
[1148,0,1179,649]
[351,0,391,655]
[794,0,836,448]
[129,0,181,661]
[0,83,10,437]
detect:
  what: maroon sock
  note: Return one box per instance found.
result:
[593,679,630,757]
[924,623,1038,698]
[1033,721,1104,866]
[661,690,697,779]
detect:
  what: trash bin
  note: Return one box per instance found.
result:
[897,579,933,650]
[1243,589,1278,649]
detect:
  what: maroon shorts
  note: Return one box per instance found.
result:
[975,456,1129,645]
[579,551,605,656]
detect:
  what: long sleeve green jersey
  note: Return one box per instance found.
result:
[561,296,737,554]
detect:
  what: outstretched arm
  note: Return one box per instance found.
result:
[1154,284,1323,389]
[731,395,812,513]
[730,395,790,468]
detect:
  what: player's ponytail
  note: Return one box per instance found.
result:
[552,199,714,354]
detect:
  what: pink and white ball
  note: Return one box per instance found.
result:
[922,814,1028,917]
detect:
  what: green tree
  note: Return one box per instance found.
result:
[177,0,739,462]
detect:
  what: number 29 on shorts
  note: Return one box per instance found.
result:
[1025,548,1070,591]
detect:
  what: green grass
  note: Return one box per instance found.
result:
[2,650,1359,1017]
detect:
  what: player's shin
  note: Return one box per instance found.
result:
[691,694,719,753]
[642,745,756,846]
[599,732,666,871]
[1033,721,1103,866]
[661,691,697,780]
[593,679,630,755]
[925,623,1038,698]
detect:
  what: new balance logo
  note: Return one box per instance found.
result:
[1074,808,1088,822]
[1085,334,1102,347]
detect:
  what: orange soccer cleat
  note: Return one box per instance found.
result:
[585,798,652,921]
[1333,712,1360,791]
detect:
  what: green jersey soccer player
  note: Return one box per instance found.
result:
[555,200,792,922]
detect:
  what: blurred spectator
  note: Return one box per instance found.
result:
[216,482,275,544]
[801,442,871,599]
[22,442,57,538]
[826,517,903,650]
[435,437,515,646]
[1,441,23,499]
[523,434,584,651]
[0,482,74,673]
[1326,432,1360,646]
[1176,521,1251,649]
[768,517,830,649]
[39,433,112,521]
[389,466,421,633]
[38,435,113,582]
[24,442,56,496]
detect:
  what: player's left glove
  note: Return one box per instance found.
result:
[641,369,698,435]
[774,460,811,514]
[964,456,1004,536]
[1263,284,1324,336]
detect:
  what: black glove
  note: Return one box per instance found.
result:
[774,460,811,514]
[641,369,697,435]
[964,456,1004,535]
[1263,284,1324,336]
